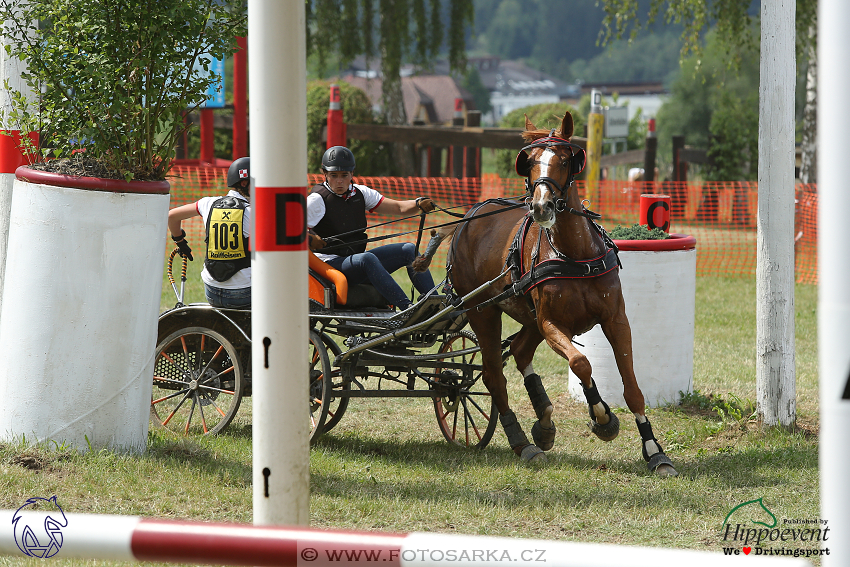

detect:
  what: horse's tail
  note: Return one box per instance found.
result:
[411,225,456,272]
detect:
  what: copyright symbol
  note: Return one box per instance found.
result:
[300,548,318,561]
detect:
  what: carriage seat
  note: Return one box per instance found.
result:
[309,251,388,310]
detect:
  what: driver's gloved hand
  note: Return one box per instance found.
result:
[172,229,193,261]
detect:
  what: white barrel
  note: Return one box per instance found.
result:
[0,169,169,452]
[569,236,696,408]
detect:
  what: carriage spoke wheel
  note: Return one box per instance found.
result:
[433,331,498,449]
[317,331,349,434]
[151,327,243,436]
[309,330,332,444]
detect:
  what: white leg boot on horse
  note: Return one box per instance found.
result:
[601,315,679,477]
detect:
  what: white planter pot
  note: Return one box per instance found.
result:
[568,234,697,408]
[0,167,170,452]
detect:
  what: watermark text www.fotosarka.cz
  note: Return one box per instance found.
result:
[297,545,548,564]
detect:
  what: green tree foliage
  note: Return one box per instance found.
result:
[598,0,815,64]
[706,91,758,181]
[306,80,394,176]
[0,0,246,181]
[462,67,492,115]
[569,29,683,84]
[653,29,760,179]
[307,0,474,126]
[493,103,585,178]
[472,0,680,84]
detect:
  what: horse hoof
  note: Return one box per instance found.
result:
[589,411,619,441]
[520,444,547,463]
[648,453,678,477]
[531,420,556,451]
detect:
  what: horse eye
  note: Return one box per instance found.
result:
[561,159,570,169]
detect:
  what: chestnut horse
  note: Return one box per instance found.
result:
[434,110,677,476]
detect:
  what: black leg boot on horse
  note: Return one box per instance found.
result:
[524,372,556,450]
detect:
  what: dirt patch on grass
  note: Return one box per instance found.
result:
[5,448,71,473]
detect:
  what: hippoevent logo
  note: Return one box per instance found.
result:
[12,496,68,558]
[720,497,829,559]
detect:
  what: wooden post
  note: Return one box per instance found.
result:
[672,135,685,182]
[464,111,481,201]
[451,118,464,179]
[465,111,481,178]
[428,147,442,177]
[643,119,657,186]
[756,0,795,428]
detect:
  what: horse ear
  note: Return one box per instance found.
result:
[515,151,532,177]
[560,110,574,139]
[524,114,537,132]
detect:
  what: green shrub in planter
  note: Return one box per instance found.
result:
[0,0,247,181]
[609,223,670,240]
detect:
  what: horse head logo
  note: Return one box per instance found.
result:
[12,496,68,558]
[723,497,777,530]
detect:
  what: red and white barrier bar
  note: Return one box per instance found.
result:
[0,511,813,566]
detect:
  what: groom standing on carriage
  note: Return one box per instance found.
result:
[307,145,439,316]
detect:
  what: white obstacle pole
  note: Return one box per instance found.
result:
[0,511,814,566]
[819,1,850,564]
[756,0,796,427]
[0,2,35,315]
[248,0,310,525]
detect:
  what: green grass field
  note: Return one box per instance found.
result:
[1,262,821,566]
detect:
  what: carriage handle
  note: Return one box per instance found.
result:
[167,247,188,307]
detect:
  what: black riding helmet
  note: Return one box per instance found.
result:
[321,146,356,172]
[227,157,250,187]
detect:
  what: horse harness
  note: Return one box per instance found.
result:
[452,132,622,313]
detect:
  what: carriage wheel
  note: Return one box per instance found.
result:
[432,330,498,449]
[309,330,332,443]
[151,327,244,436]
[317,331,349,433]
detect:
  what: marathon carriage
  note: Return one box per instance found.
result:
[151,248,502,448]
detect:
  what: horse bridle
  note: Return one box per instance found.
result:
[518,133,587,214]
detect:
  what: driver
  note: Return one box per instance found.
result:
[167,156,252,309]
[308,146,436,312]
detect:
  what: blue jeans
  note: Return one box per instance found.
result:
[327,243,435,309]
[204,284,251,309]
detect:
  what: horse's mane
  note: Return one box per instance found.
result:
[521,128,564,143]
[520,112,574,144]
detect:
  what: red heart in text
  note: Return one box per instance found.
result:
[743,547,751,555]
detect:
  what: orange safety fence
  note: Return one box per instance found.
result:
[166,165,819,284]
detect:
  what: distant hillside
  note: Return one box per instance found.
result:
[470,0,684,85]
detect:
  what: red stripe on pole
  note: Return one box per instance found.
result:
[0,131,38,174]
[130,519,405,567]
[253,186,307,251]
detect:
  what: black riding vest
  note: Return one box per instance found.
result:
[204,195,251,282]
[310,183,368,256]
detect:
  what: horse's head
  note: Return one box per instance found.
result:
[515,110,586,228]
